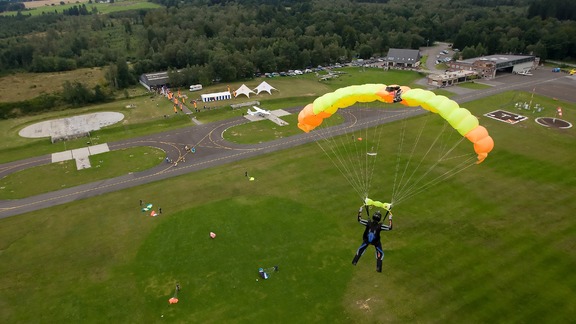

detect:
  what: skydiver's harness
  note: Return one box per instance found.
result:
[385,85,403,103]
[364,204,391,221]
[362,205,391,244]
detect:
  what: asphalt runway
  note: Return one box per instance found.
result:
[0,71,574,218]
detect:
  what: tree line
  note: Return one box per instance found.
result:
[0,0,575,118]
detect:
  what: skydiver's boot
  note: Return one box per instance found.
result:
[352,254,361,266]
[376,259,382,272]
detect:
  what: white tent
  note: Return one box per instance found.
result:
[235,84,255,98]
[201,91,232,102]
[254,81,277,95]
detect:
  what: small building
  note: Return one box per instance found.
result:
[447,54,538,79]
[384,48,421,69]
[427,70,478,87]
[139,72,170,90]
[201,91,232,103]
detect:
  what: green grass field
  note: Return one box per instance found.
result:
[0,93,191,163]
[0,67,422,164]
[0,68,575,323]
[1,0,162,17]
[0,146,164,199]
[0,67,108,103]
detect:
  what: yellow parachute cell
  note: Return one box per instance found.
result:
[297,84,494,163]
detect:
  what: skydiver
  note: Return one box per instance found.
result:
[385,85,403,103]
[352,206,393,272]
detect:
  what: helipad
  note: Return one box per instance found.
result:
[18,112,124,142]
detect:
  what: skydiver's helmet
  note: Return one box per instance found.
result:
[372,211,382,222]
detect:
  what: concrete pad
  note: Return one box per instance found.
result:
[75,156,91,170]
[52,150,73,163]
[271,109,291,117]
[71,147,90,159]
[19,112,124,139]
[88,143,110,155]
[268,115,289,126]
[244,114,264,121]
[50,143,110,170]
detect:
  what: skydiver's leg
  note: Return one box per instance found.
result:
[393,90,402,103]
[375,242,384,272]
[352,242,369,265]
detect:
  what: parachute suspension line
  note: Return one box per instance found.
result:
[390,115,479,206]
[391,113,431,203]
[362,113,386,200]
[394,117,445,199]
[312,115,369,200]
[338,111,372,197]
[313,138,365,200]
[391,115,408,205]
[393,156,477,205]
[361,123,370,195]
[343,108,384,199]
[393,135,476,205]
[348,124,365,197]
[311,107,388,201]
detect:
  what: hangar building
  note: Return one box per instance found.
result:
[446,54,539,79]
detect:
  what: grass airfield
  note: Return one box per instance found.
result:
[0,69,575,322]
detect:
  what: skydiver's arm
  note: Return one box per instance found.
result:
[381,213,393,231]
[358,206,369,225]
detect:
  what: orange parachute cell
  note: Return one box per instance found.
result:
[464,125,494,163]
[298,104,332,132]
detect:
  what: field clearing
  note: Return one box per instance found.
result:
[16,0,161,14]
[0,67,106,103]
[0,100,574,321]
[23,0,90,9]
[0,66,575,322]
[24,0,162,11]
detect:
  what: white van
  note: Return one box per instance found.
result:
[189,84,203,92]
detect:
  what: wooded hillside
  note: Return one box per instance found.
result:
[0,0,574,88]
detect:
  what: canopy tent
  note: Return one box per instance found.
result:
[235,84,255,98]
[254,81,277,95]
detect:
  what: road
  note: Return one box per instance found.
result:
[0,69,574,219]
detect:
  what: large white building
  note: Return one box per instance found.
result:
[447,54,538,79]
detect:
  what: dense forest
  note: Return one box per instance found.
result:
[0,0,575,96]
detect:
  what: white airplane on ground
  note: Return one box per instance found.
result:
[247,106,271,117]
[516,70,533,76]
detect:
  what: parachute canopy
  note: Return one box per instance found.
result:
[298,84,494,163]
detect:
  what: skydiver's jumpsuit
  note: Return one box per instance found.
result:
[352,209,392,272]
